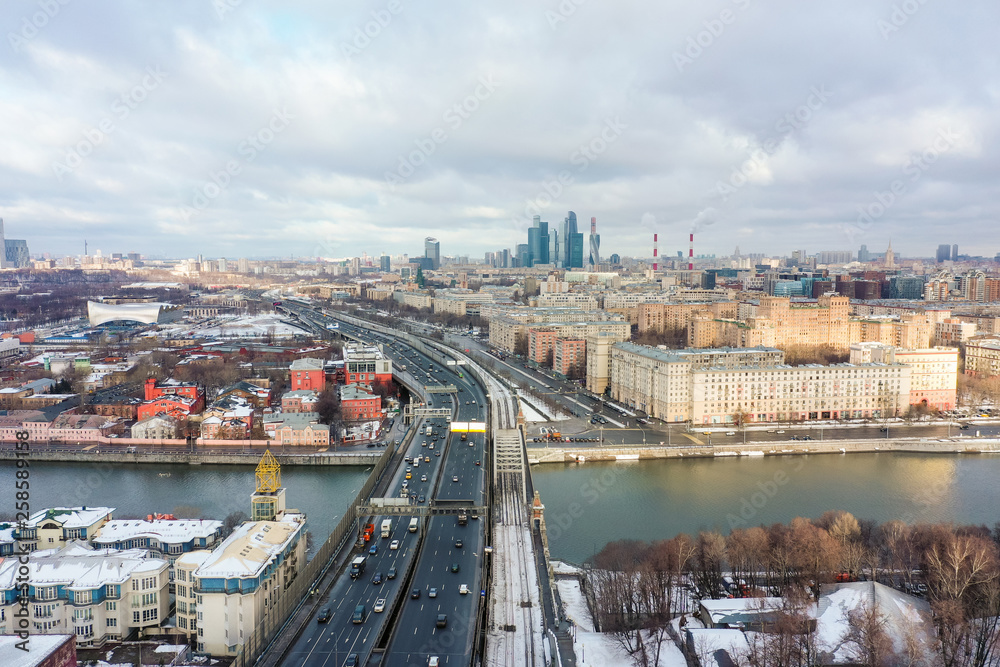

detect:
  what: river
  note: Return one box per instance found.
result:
[5,453,1000,567]
[530,452,1000,564]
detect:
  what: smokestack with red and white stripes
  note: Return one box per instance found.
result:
[653,233,658,271]
[689,233,694,271]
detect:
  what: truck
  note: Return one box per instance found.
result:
[457,511,468,526]
[362,523,375,542]
[409,517,418,533]
[425,425,433,436]
[381,519,392,538]
[349,556,366,579]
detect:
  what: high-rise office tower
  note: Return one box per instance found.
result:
[589,217,600,267]
[380,254,391,272]
[424,237,440,270]
[858,245,870,262]
[527,216,549,266]
[952,244,959,261]
[936,244,951,262]
[516,243,530,267]
[0,218,7,269]
[560,211,583,268]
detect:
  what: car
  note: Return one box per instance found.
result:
[352,604,366,624]
[421,474,428,482]
[435,452,440,457]
[452,476,459,482]
[470,440,475,447]
[411,588,421,599]
[372,572,384,584]
[451,563,460,573]
[460,584,469,595]
[425,456,431,462]
[465,401,470,405]
[390,540,400,550]
[436,614,448,628]
[775,430,785,434]
[418,494,426,503]
[405,473,412,480]
[702,431,712,435]
[429,587,438,598]
[429,657,440,667]
[422,441,427,447]
[725,431,736,436]
[387,567,397,579]
[318,607,332,623]
[455,539,464,548]
[344,654,360,667]
[369,544,378,555]
[429,444,434,450]
[960,424,970,430]
[374,598,386,613]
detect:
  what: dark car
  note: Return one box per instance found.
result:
[369,544,378,555]
[317,607,332,623]
[344,654,359,667]
[372,572,383,585]
[418,494,426,503]
[450,562,460,573]
[411,588,421,599]
[387,566,397,579]
[455,539,464,548]
[436,614,448,628]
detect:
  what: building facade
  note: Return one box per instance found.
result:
[288,357,326,392]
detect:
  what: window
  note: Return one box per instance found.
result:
[107,617,118,627]
[106,601,117,611]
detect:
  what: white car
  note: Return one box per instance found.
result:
[459,584,469,595]
[374,598,386,613]
[390,540,400,550]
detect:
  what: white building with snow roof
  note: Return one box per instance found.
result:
[0,542,169,648]
[173,512,306,655]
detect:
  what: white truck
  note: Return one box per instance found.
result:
[425,425,433,436]
[409,517,418,533]
[381,519,392,538]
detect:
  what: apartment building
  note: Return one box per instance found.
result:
[610,342,911,424]
[92,518,224,584]
[965,336,1000,378]
[339,384,382,421]
[0,543,169,648]
[20,507,114,553]
[281,389,319,413]
[934,318,978,346]
[490,315,629,354]
[535,293,600,310]
[638,301,738,333]
[585,331,629,395]
[527,328,558,365]
[553,337,586,377]
[174,513,306,655]
[849,343,958,411]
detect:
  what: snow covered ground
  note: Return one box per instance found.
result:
[557,577,687,667]
[517,390,571,422]
[155,314,309,339]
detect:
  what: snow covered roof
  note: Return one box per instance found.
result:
[816,581,935,664]
[0,542,166,590]
[27,506,114,530]
[687,628,749,667]
[700,597,784,627]
[92,519,223,546]
[190,513,304,579]
[289,357,324,371]
[0,634,74,667]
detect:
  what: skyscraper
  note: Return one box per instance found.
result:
[0,218,7,269]
[380,254,391,272]
[858,245,870,262]
[884,240,894,268]
[527,216,549,266]
[589,217,600,267]
[952,244,959,261]
[424,237,440,270]
[561,211,583,268]
[936,244,951,262]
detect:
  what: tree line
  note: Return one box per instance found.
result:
[586,512,1000,667]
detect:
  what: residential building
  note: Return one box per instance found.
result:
[934,318,977,346]
[131,414,182,439]
[281,389,319,413]
[609,342,910,423]
[174,512,306,655]
[553,337,586,378]
[289,357,326,392]
[340,384,382,421]
[965,336,1000,378]
[47,414,123,442]
[268,414,330,446]
[850,343,958,411]
[20,507,115,553]
[136,394,200,422]
[215,381,271,409]
[0,543,169,648]
[92,518,224,581]
[527,328,558,365]
[0,633,76,666]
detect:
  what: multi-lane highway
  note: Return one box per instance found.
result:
[280,308,490,667]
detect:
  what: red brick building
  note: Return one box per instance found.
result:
[553,337,586,378]
[144,377,203,404]
[527,328,558,365]
[340,384,382,421]
[344,343,393,386]
[289,358,326,392]
[137,394,201,421]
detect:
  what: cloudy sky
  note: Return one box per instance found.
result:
[2,0,998,261]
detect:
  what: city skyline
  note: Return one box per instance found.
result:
[3,1,999,259]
